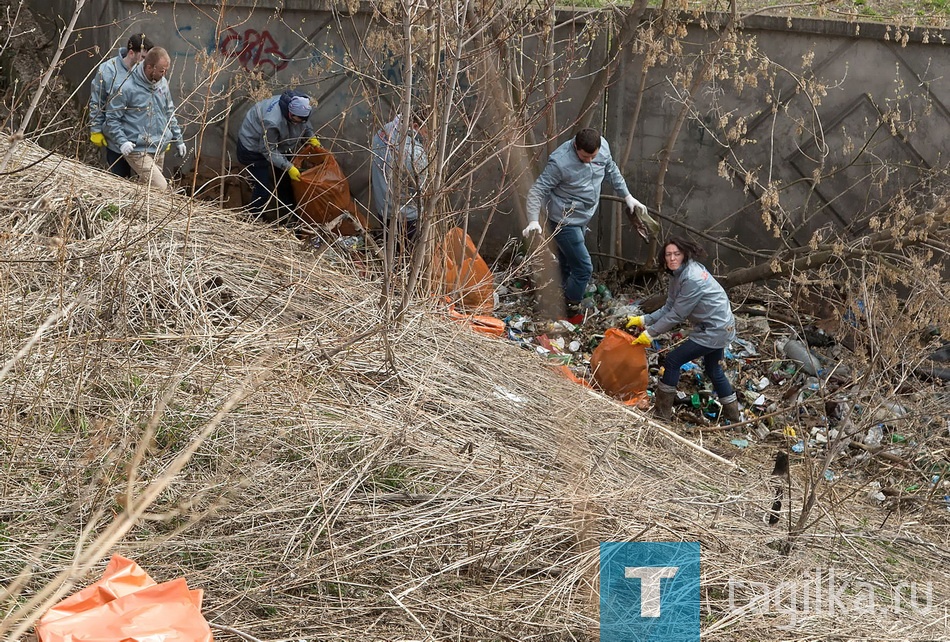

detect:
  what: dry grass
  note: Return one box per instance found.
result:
[696,0,950,26]
[0,140,948,641]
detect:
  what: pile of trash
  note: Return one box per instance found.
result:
[303,227,949,510]
[486,254,950,507]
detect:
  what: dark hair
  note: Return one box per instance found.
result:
[574,128,601,154]
[660,236,705,267]
[127,33,153,53]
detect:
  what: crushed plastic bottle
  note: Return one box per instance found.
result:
[864,424,884,447]
[868,482,886,504]
[776,336,822,376]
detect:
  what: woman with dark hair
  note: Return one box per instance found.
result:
[626,237,741,422]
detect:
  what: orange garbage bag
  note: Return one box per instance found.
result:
[589,328,649,402]
[439,227,495,314]
[292,144,367,236]
[36,555,212,642]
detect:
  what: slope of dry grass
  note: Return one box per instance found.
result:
[0,140,948,641]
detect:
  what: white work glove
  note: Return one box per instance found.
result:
[119,141,134,156]
[177,143,187,157]
[625,194,647,219]
[522,221,542,237]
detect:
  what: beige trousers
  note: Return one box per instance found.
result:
[125,151,168,191]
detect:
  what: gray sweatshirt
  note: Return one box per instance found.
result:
[525,136,630,227]
[644,260,736,349]
[237,95,315,171]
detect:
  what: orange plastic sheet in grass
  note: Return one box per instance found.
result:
[446,301,506,338]
[36,554,212,642]
[589,327,649,405]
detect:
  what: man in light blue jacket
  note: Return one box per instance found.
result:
[523,128,647,313]
[88,33,152,178]
[104,47,185,191]
[371,110,428,243]
[237,90,319,219]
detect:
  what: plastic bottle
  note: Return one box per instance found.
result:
[864,424,883,447]
[776,337,822,376]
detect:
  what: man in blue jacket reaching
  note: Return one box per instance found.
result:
[237,90,319,220]
[523,128,648,318]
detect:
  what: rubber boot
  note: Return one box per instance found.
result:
[653,382,677,421]
[720,393,741,424]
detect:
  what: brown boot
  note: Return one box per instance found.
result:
[653,383,677,421]
[720,393,741,424]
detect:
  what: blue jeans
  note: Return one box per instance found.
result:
[546,221,592,304]
[661,339,734,399]
[106,148,132,178]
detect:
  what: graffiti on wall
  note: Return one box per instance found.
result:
[218,28,289,72]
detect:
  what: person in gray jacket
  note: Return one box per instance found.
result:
[104,47,185,191]
[626,236,741,422]
[88,33,153,178]
[523,128,648,313]
[237,90,319,219]
[371,109,428,243]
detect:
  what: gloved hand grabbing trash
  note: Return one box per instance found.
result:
[90,132,106,147]
[308,137,321,148]
[177,143,187,157]
[631,329,653,346]
[119,141,134,156]
[625,315,644,329]
[288,166,301,182]
[625,194,647,219]
[522,221,542,237]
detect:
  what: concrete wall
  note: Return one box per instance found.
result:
[44,1,950,268]
[619,14,950,268]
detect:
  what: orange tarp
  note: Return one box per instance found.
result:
[292,144,367,236]
[439,227,495,315]
[36,555,212,642]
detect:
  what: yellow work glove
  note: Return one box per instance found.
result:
[632,330,653,346]
[625,315,644,329]
[308,137,321,148]
[89,132,106,147]
[288,166,302,182]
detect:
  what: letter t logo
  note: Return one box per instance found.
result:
[624,566,679,617]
